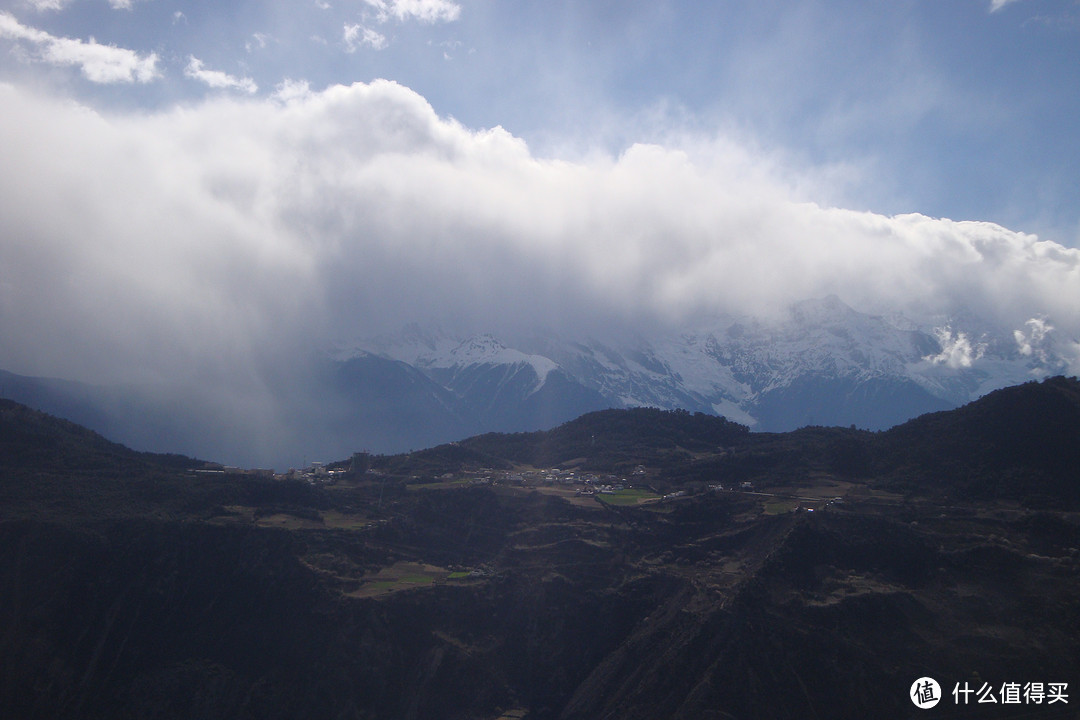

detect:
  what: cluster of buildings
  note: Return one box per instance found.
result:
[190,461,349,484]
[512,468,636,494]
[190,465,274,479]
[284,462,348,484]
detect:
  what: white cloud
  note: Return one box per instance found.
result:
[0,12,159,83]
[273,78,314,103]
[0,12,47,42]
[989,0,1028,12]
[26,0,150,9]
[926,328,986,369]
[346,0,459,51]
[343,23,387,51]
[1013,317,1053,361]
[363,0,461,24]
[1,79,1078,392]
[24,0,71,10]
[184,57,258,94]
[246,32,273,52]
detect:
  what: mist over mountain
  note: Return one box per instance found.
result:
[2,296,1074,470]
[330,295,1079,443]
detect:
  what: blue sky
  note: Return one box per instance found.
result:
[1,0,1079,391]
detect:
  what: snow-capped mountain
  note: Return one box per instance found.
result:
[342,331,608,432]
[4,296,1072,468]
[339,295,1074,436]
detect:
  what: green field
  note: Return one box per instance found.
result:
[596,488,660,506]
[763,498,800,515]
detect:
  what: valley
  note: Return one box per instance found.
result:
[1,379,1078,718]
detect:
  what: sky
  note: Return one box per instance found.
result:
[1,0,1080,395]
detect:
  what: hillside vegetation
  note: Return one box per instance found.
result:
[0,379,1078,719]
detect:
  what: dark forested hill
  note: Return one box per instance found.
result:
[1,380,1078,719]
[374,378,1080,510]
[465,407,751,468]
[373,407,751,478]
[872,376,1080,506]
[0,397,157,472]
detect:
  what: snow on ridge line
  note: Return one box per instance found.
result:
[328,295,1076,414]
[440,334,559,391]
[329,331,562,392]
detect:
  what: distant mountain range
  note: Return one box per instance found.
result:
[2,296,1073,468]
[344,295,1071,432]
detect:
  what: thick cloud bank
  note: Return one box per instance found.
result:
[1,78,1079,390]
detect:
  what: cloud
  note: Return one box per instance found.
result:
[0,12,159,83]
[1014,317,1053,361]
[362,0,461,24]
[25,0,149,10]
[24,0,71,10]
[184,57,258,93]
[1,79,1078,410]
[989,0,1027,12]
[345,0,458,51]
[245,32,273,52]
[926,328,986,369]
[273,78,314,102]
[343,23,387,51]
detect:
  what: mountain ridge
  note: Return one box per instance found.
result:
[369,375,1080,510]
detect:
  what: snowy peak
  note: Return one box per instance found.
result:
[347,329,559,387]
[329,296,1078,440]
[431,334,558,384]
[332,329,605,435]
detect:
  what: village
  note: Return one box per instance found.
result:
[189,451,854,514]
